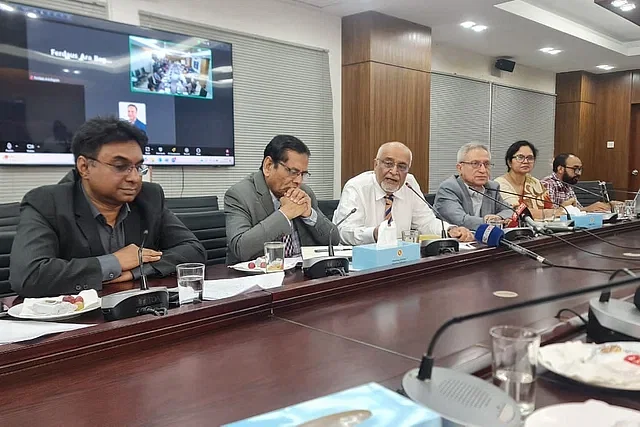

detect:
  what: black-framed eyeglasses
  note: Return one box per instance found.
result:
[278,161,310,180]
[512,154,536,163]
[565,166,583,174]
[86,156,149,176]
[376,158,410,173]
[459,161,493,170]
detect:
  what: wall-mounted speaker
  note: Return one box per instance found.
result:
[495,58,516,72]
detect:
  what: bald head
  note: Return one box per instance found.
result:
[374,141,412,193]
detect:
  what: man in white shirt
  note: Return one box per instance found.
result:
[333,141,474,245]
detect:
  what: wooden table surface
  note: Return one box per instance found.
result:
[1,222,639,425]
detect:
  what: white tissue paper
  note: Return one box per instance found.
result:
[565,205,584,217]
[376,220,398,248]
[539,341,640,390]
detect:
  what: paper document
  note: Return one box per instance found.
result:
[0,320,95,345]
[202,272,285,300]
[301,246,353,260]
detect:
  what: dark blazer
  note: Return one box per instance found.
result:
[224,171,339,264]
[10,170,205,297]
[434,175,513,231]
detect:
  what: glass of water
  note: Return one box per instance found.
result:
[264,242,285,272]
[490,325,540,417]
[176,262,205,304]
[485,217,504,229]
[401,230,419,243]
[624,200,636,219]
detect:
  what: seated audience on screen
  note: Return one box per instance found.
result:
[540,153,611,212]
[434,143,513,230]
[495,140,563,219]
[10,116,206,298]
[224,135,338,264]
[333,141,474,245]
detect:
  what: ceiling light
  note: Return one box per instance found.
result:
[611,0,627,6]
[596,64,615,70]
[620,3,636,11]
[549,49,562,55]
[539,47,554,52]
[460,21,476,28]
[73,70,81,74]
[0,3,15,11]
[471,25,488,32]
[62,69,69,73]
[26,11,38,18]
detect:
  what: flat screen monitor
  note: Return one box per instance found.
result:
[0,2,235,166]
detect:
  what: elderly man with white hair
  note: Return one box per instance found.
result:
[434,142,513,231]
[333,141,473,245]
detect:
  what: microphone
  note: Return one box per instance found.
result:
[402,271,640,427]
[599,181,611,204]
[565,180,614,212]
[405,182,460,256]
[468,187,541,233]
[139,229,149,291]
[330,208,356,256]
[496,188,571,220]
[475,223,549,265]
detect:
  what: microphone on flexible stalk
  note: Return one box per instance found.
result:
[139,229,149,291]
[475,224,549,265]
[302,208,355,278]
[467,187,537,239]
[494,189,575,234]
[402,271,640,427]
[329,208,356,256]
[405,182,460,256]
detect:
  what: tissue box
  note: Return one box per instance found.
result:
[561,213,603,229]
[223,382,442,426]
[352,241,420,271]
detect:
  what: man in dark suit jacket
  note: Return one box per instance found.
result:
[225,135,339,264]
[10,116,205,297]
[434,143,512,231]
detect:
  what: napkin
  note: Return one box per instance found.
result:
[376,220,397,248]
[539,341,640,389]
[21,289,100,317]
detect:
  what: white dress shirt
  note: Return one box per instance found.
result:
[465,183,484,216]
[333,171,451,245]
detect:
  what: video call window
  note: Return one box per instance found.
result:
[129,36,213,100]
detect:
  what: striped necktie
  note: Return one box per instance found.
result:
[384,194,394,223]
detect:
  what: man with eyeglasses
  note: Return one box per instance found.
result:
[434,143,513,230]
[540,153,611,212]
[224,135,339,264]
[334,141,473,245]
[10,116,205,297]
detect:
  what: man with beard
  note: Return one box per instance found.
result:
[540,153,610,212]
[333,141,474,245]
[10,116,205,297]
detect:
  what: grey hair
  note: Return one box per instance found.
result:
[456,143,490,163]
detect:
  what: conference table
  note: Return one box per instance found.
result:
[1,221,640,425]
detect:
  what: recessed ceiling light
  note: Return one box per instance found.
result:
[539,47,555,52]
[471,25,488,32]
[612,0,627,7]
[596,64,615,70]
[460,21,476,28]
[0,3,15,11]
[73,70,81,74]
[26,11,38,18]
[620,3,636,11]
[549,49,562,55]
[62,69,70,73]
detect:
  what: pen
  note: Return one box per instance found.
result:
[313,247,352,253]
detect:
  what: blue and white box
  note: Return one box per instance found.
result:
[223,382,442,426]
[561,213,603,229]
[351,241,421,271]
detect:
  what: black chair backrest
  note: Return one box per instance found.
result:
[0,230,16,296]
[0,202,19,219]
[573,181,613,207]
[175,210,226,266]
[424,193,436,206]
[317,200,339,221]
[166,196,219,213]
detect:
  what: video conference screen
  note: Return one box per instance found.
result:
[0,2,235,166]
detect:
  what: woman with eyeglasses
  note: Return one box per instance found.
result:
[495,140,560,219]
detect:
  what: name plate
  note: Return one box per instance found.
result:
[352,241,420,271]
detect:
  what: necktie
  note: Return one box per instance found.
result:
[384,194,394,223]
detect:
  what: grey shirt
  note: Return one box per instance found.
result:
[81,185,129,282]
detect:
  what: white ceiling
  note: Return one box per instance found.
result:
[284,0,640,74]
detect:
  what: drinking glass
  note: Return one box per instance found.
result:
[264,242,285,272]
[401,230,419,243]
[485,217,504,229]
[624,200,636,219]
[176,262,205,304]
[490,325,540,417]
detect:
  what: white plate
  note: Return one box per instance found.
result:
[539,341,640,391]
[230,258,299,274]
[525,400,640,427]
[7,300,101,321]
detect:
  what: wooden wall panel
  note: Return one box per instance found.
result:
[628,105,640,190]
[632,71,640,104]
[342,63,373,181]
[556,72,583,104]
[554,103,581,155]
[593,72,632,190]
[369,63,430,187]
[342,13,372,67]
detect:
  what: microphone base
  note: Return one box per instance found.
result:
[402,367,521,427]
[302,256,349,279]
[101,287,170,321]
[420,239,459,257]
[587,297,640,343]
[503,227,535,241]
